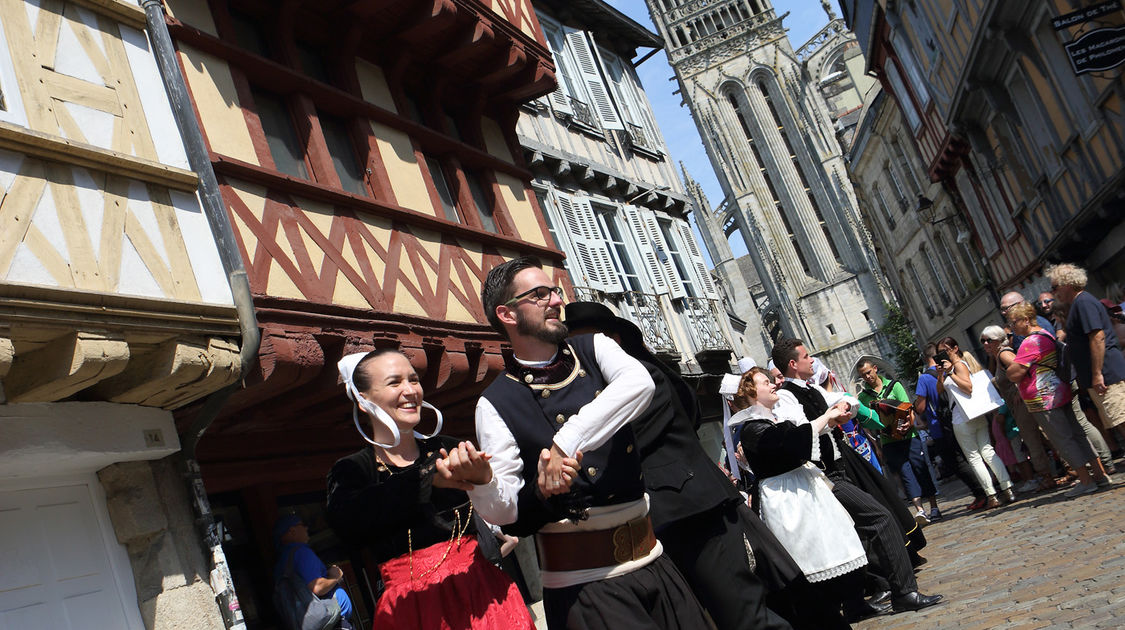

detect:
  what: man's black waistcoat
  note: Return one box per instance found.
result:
[482,334,644,536]
[780,380,842,476]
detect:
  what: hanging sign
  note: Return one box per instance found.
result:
[1064,26,1125,74]
[1052,1,1121,30]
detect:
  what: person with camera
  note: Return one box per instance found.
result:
[914,344,988,508]
[855,357,940,525]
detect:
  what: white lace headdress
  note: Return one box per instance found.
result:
[337,351,443,448]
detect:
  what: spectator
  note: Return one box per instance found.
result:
[1036,292,1056,320]
[936,337,1014,507]
[1046,263,1125,454]
[855,356,940,524]
[915,344,988,507]
[980,325,1051,493]
[273,514,355,630]
[1005,303,1112,497]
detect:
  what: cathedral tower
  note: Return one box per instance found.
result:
[647,0,892,368]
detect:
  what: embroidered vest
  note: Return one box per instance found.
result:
[482,334,644,517]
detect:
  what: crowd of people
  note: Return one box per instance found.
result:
[269,259,1124,630]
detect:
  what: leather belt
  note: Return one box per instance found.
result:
[535,515,656,572]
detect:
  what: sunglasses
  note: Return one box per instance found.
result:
[1039,298,1054,306]
[504,285,563,306]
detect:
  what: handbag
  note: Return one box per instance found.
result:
[944,368,1003,421]
[273,548,342,630]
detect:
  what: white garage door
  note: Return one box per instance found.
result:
[0,484,134,629]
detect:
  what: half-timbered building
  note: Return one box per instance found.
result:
[162,0,557,626]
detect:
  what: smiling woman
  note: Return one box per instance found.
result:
[323,349,534,630]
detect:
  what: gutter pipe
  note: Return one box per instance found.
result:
[142,1,259,628]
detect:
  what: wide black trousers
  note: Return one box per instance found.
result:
[543,554,711,630]
[660,503,794,630]
[828,474,918,598]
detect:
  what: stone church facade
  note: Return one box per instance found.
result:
[646,0,893,373]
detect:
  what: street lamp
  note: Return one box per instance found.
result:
[916,194,954,225]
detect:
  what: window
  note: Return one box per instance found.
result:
[891,139,922,192]
[872,186,896,230]
[886,162,908,212]
[884,59,922,131]
[594,207,644,292]
[425,157,460,223]
[318,112,367,196]
[296,42,331,85]
[919,244,950,303]
[466,173,498,233]
[905,262,936,317]
[658,219,697,298]
[229,10,271,58]
[932,228,967,298]
[252,88,308,179]
[536,190,566,251]
[827,324,836,335]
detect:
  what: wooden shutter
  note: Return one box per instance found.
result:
[557,192,603,291]
[572,196,624,293]
[640,207,686,299]
[623,204,666,294]
[542,24,574,115]
[565,27,623,130]
[678,220,719,299]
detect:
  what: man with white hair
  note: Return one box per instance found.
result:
[1047,263,1125,445]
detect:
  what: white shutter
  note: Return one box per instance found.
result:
[623,204,667,293]
[641,208,686,299]
[678,220,719,299]
[542,24,574,115]
[557,192,603,291]
[565,27,623,130]
[572,196,624,293]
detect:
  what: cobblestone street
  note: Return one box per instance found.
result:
[854,476,1125,629]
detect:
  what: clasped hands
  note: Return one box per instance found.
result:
[434,441,493,491]
[538,443,583,498]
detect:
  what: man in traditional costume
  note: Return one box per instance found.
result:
[469,257,709,629]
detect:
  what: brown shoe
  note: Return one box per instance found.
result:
[1000,489,1016,504]
[985,495,1001,508]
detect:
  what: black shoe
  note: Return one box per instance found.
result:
[869,590,892,606]
[892,591,943,612]
[843,599,892,623]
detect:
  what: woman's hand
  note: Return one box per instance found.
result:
[434,442,493,491]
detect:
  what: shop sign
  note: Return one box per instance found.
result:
[1064,26,1125,74]
[1052,0,1121,31]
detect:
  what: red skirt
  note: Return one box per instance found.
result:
[374,536,533,630]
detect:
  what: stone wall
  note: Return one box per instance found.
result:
[98,457,225,630]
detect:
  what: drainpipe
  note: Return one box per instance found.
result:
[142,1,259,628]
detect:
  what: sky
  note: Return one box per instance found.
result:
[609,0,845,259]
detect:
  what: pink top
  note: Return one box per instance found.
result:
[1012,331,1071,412]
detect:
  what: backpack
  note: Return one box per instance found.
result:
[1030,330,1072,381]
[273,548,341,630]
[923,367,953,429]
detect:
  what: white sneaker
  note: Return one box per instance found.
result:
[914,509,930,527]
[1016,480,1039,493]
[1064,482,1098,498]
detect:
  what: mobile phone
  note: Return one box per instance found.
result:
[935,351,950,365]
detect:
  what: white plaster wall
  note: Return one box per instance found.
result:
[0,402,180,479]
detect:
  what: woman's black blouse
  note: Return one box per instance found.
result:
[325,436,476,565]
[738,416,816,480]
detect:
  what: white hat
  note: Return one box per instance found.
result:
[338,351,443,448]
[737,356,757,373]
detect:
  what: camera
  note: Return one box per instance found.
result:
[934,351,950,365]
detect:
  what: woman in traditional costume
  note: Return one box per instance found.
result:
[731,367,866,629]
[325,349,533,630]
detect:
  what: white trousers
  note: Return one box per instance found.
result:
[953,415,1012,495]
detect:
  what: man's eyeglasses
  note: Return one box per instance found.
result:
[1000,303,1016,313]
[504,285,563,306]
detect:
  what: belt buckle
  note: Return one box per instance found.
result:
[611,518,647,563]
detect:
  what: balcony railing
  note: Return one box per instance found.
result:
[624,123,658,154]
[569,97,600,130]
[680,297,729,352]
[619,291,677,354]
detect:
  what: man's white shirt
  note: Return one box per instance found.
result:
[467,333,655,527]
[774,377,860,464]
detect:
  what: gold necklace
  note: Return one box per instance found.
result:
[407,503,474,585]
